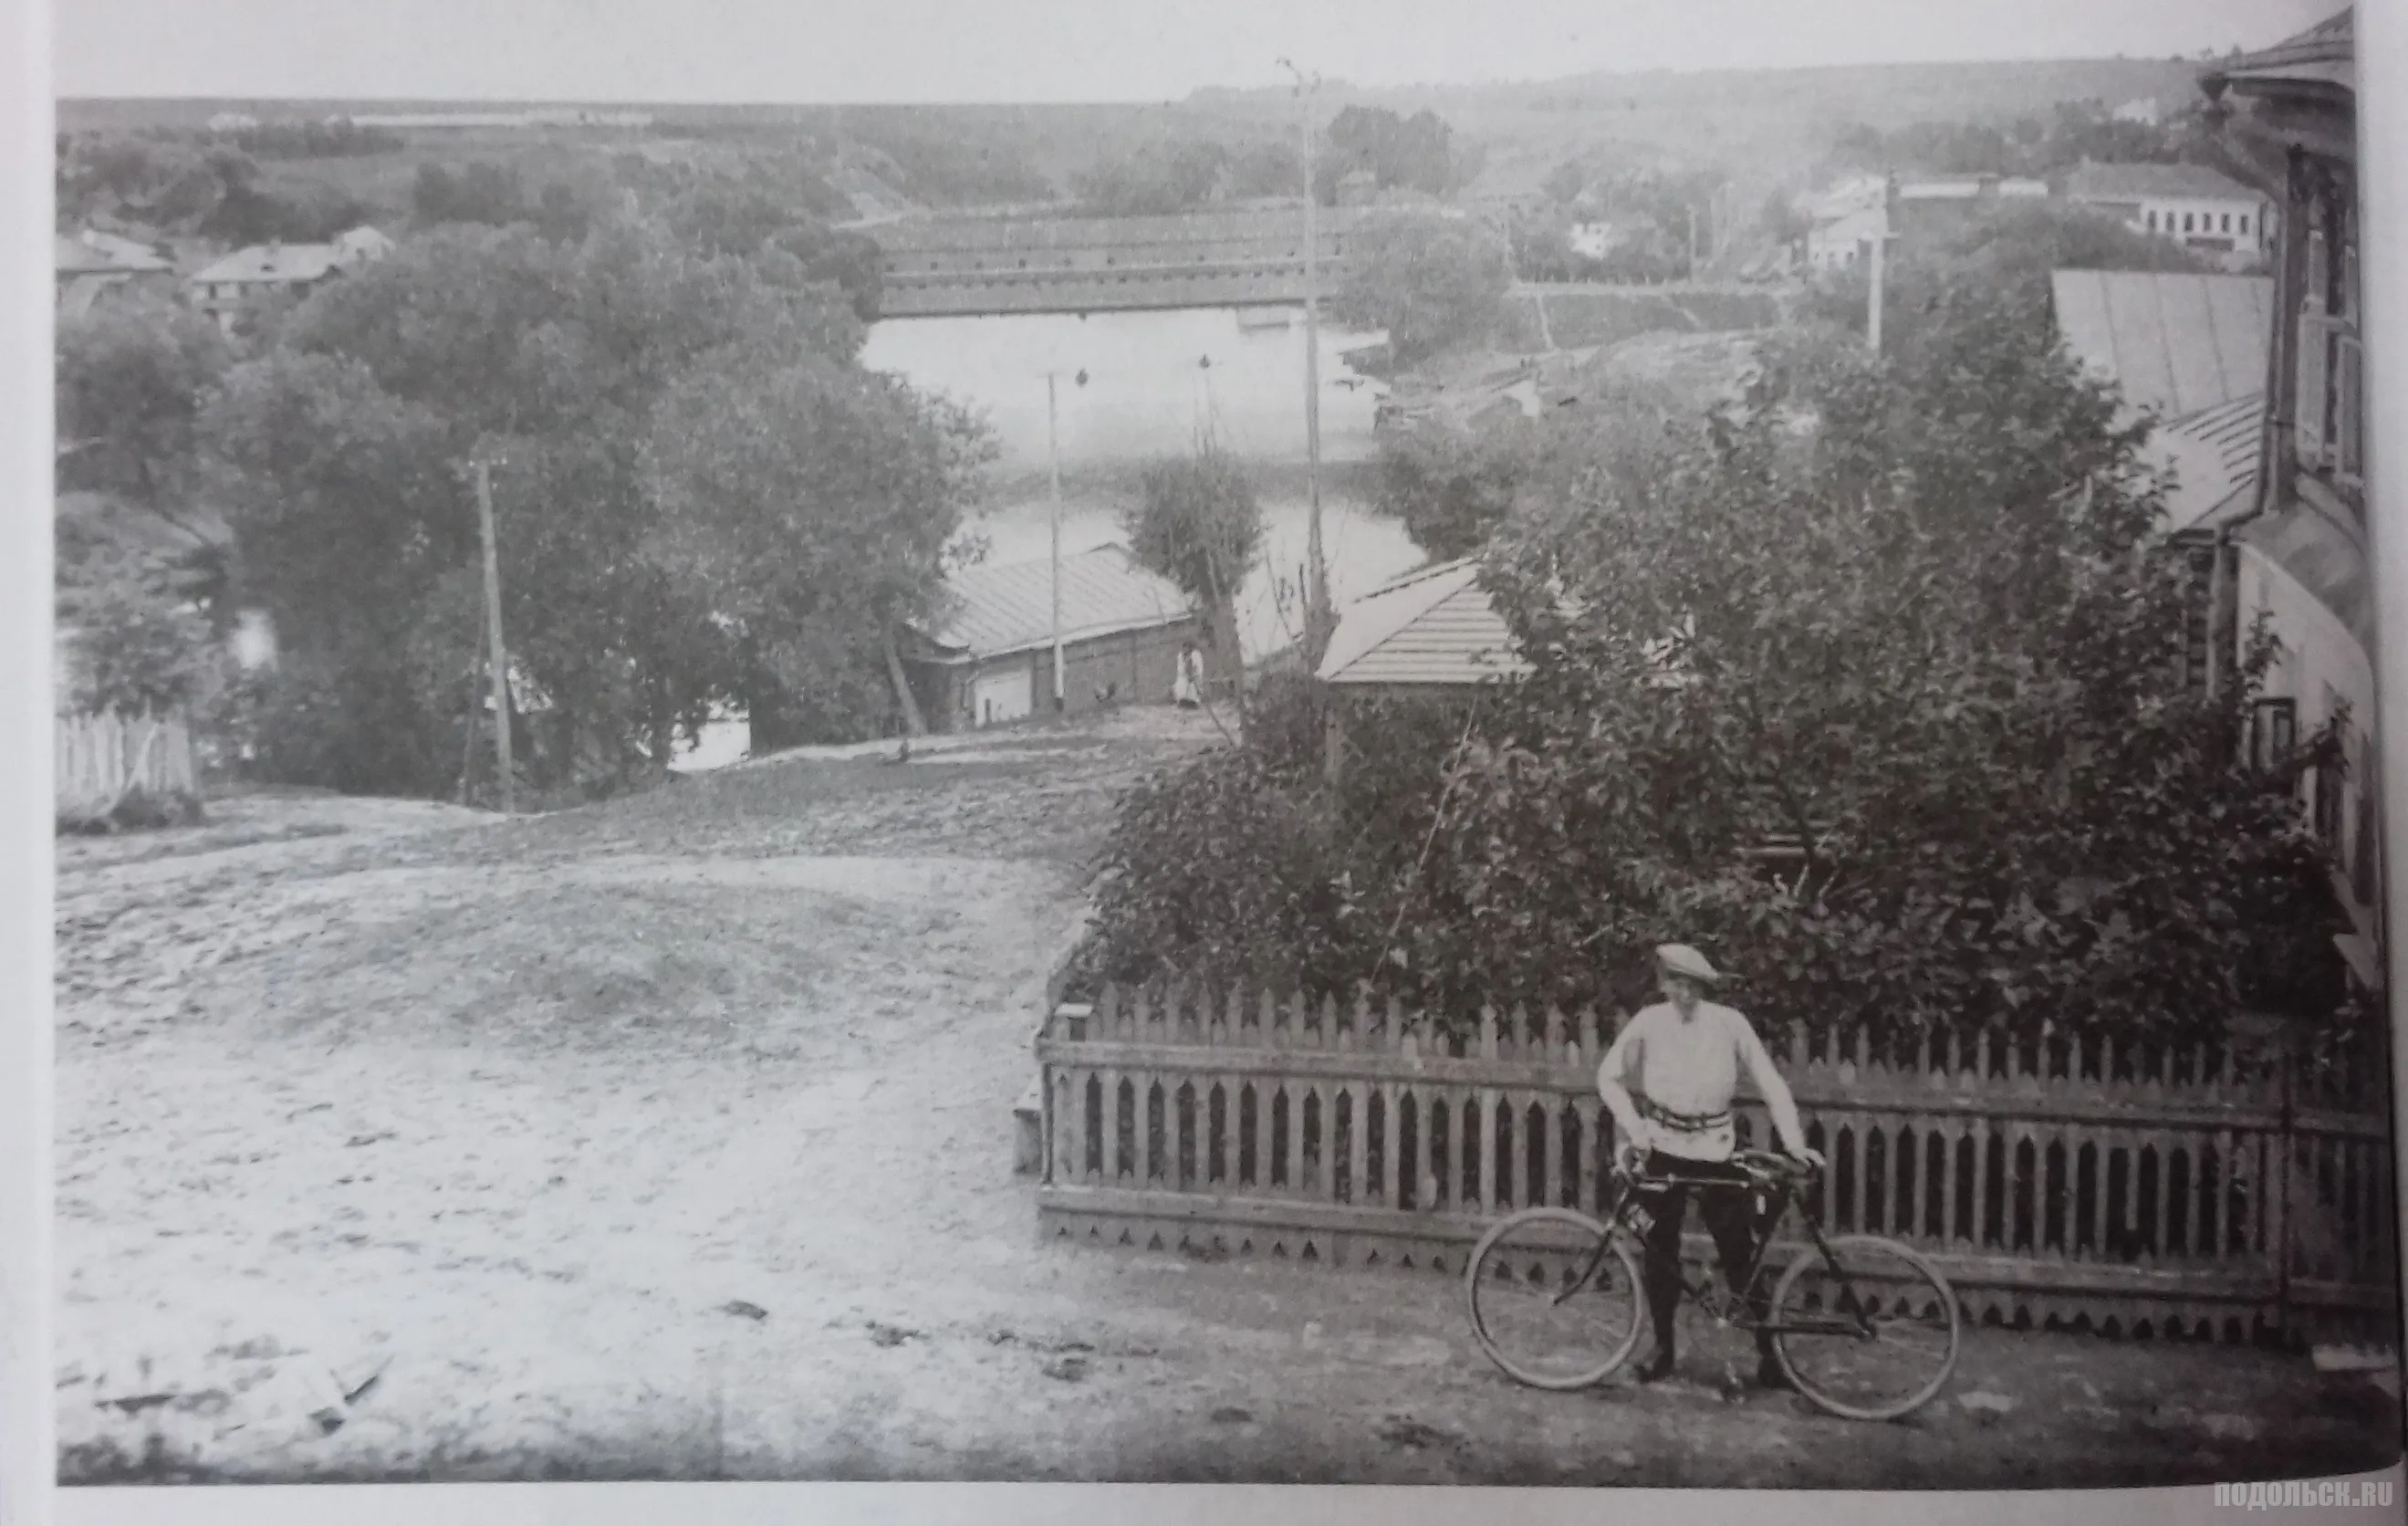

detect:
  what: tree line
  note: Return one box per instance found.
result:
[57,207,988,802]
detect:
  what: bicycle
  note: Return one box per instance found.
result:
[1464,1148,1961,1420]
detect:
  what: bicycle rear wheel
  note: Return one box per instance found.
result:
[1465,1207,1646,1390]
[1768,1234,1961,1420]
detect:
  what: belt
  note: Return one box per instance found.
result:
[1637,1095,1732,1134]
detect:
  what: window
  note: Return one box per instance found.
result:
[2146,210,2157,231]
[2251,698,2299,772]
[2239,214,2250,234]
[2314,750,2345,841]
[2222,213,2233,233]
[2183,212,2194,233]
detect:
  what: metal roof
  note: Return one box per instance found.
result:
[2063,162,2262,204]
[1316,559,1530,688]
[2240,495,2374,653]
[2205,8,2352,88]
[2049,270,2271,420]
[1896,177,2048,201]
[56,233,170,277]
[920,544,1194,661]
[2153,392,2263,535]
[189,242,348,286]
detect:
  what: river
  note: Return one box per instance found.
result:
[673,305,1429,769]
[865,305,1427,653]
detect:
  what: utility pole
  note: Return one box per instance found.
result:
[474,458,514,813]
[1047,371,1065,713]
[1867,222,1887,354]
[1281,57,1332,664]
[1868,177,1892,354]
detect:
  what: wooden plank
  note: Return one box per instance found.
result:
[1218,1074,1238,1188]
[1249,1078,1271,1193]
[1286,1081,1307,1199]
[1135,1072,1155,1185]
[1347,1080,1370,1207]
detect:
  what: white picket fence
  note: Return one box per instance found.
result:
[56,712,197,821]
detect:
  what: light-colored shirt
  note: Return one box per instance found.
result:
[1598,999,1789,1162]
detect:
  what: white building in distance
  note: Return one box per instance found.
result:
[2063,161,2271,266]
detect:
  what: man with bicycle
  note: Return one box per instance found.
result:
[1596,944,1822,1389]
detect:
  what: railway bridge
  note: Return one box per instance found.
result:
[870,205,1374,318]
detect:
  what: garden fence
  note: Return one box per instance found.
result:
[1035,983,2397,1345]
[56,711,196,822]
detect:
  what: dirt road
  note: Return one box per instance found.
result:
[51,713,2401,1485]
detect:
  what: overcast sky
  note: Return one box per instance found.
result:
[56,0,2338,103]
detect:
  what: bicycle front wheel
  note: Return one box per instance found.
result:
[1769,1234,1961,1420]
[1465,1207,1647,1390]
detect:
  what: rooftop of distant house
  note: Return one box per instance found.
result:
[189,227,392,287]
[915,544,1193,662]
[2063,161,2262,204]
[1894,176,2048,202]
[55,231,172,277]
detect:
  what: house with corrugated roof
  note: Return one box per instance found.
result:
[1313,558,1529,779]
[2064,161,2271,265]
[187,225,393,333]
[2048,267,2272,538]
[55,231,175,318]
[900,544,1199,731]
[1314,558,1527,697]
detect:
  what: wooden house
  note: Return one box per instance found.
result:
[902,544,1199,731]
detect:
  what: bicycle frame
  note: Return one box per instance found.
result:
[1555,1161,1883,1342]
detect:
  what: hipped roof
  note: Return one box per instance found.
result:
[1316,559,1530,688]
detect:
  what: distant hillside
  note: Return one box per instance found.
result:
[62,54,2217,224]
[1200,56,2214,195]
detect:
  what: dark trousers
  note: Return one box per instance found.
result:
[1638,1157,1774,1359]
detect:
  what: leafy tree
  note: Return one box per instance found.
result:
[1543,159,1590,206]
[196,350,464,792]
[1318,106,1475,204]
[1082,286,2354,1042]
[1329,212,1512,367]
[1759,189,1811,246]
[411,161,531,228]
[57,546,220,717]
[642,350,992,746]
[1374,373,1691,560]
[1121,436,1263,704]
[839,116,1057,207]
[1074,141,1231,217]
[237,217,864,784]
[55,292,232,521]
[1508,219,1581,283]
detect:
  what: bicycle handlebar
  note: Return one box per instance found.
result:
[1620,1147,1819,1186]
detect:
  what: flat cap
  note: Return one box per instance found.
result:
[1654,944,1725,985]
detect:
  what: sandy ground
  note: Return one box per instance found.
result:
[52,709,2403,1485]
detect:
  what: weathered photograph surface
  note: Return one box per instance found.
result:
[50,0,2403,1488]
